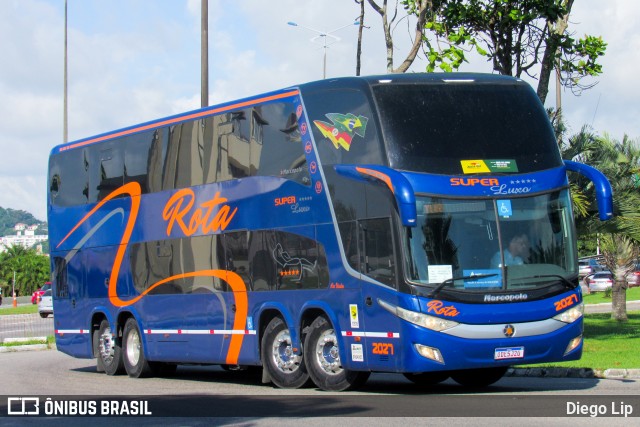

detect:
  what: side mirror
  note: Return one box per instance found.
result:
[564,160,613,221]
[335,164,417,227]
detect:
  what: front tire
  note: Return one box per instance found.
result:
[97,319,124,375]
[261,317,309,388]
[450,367,508,387]
[304,316,370,391]
[123,318,153,378]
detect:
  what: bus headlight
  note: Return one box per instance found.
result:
[414,344,445,363]
[564,335,582,355]
[378,299,459,331]
[553,303,584,324]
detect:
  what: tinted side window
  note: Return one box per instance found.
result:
[88,142,124,203]
[273,230,324,290]
[49,149,89,207]
[130,235,226,294]
[224,231,251,291]
[255,102,310,186]
[124,130,159,194]
[53,256,68,298]
[162,120,204,190]
[360,218,396,286]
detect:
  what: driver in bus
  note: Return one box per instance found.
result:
[491,233,530,268]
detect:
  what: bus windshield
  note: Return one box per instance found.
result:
[404,189,578,292]
[373,82,563,174]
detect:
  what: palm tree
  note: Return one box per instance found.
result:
[0,244,50,296]
[566,133,640,321]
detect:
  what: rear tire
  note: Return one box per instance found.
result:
[304,316,370,391]
[450,367,508,387]
[261,317,309,388]
[123,318,153,378]
[93,327,105,373]
[97,319,124,375]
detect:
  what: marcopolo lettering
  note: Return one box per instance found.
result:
[484,293,528,302]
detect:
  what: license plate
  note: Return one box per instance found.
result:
[494,346,524,360]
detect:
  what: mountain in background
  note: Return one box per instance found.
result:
[0,207,47,237]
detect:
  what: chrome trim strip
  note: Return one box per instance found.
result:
[441,318,566,339]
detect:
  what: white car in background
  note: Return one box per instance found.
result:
[586,271,614,292]
[38,289,53,318]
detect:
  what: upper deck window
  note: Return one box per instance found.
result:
[373,82,562,174]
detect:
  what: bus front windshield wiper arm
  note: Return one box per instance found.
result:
[527,274,578,290]
[427,274,498,299]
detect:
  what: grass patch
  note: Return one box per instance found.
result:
[522,311,640,370]
[0,336,55,347]
[1,338,47,347]
[582,286,640,304]
[0,304,37,315]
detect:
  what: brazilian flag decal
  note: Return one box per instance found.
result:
[313,113,369,151]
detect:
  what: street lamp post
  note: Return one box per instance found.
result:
[287,20,359,79]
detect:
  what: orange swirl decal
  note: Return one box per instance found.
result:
[162,188,238,237]
[57,182,247,364]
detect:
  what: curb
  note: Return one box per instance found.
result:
[0,337,50,353]
[0,343,49,353]
[507,367,640,379]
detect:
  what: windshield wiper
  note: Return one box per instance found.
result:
[527,274,578,290]
[427,274,498,299]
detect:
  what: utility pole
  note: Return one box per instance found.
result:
[63,0,68,143]
[201,0,209,108]
[12,270,17,308]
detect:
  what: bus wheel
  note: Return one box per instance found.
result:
[403,371,450,385]
[304,316,370,391]
[450,367,508,387]
[261,317,309,388]
[122,318,153,378]
[97,319,124,375]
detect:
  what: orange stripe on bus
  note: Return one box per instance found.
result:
[355,167,395,195]
[59,90,300,152]
[58,182,249,364]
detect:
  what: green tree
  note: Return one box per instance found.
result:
[404,0,606,102]
[564,133,640,322]
[0,245,50,296]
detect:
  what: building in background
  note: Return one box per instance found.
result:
[0,223,48,253]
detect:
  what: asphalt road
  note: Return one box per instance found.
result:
[0,349,638,426]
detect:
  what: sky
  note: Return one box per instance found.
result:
[1,0,638,221]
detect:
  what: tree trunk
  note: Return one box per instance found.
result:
[611,267,628,322]
[537,1,574,103]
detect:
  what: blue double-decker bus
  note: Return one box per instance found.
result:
[48,73,612,391]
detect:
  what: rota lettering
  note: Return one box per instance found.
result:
[162,188,237,237]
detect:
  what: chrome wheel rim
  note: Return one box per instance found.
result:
[314,329,342,375]
[271,329,301,373]
[125,328,141,367]
[99,327,115,364]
